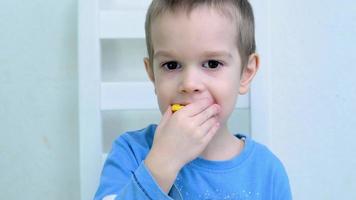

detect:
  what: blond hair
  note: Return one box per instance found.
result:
[145,0,256,73]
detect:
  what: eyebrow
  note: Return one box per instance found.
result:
[201,51,233,59]
[154,50,233,59]
[154,50,175,59]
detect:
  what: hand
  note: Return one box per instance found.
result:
[149,99,221,171]
[144,99,221,193]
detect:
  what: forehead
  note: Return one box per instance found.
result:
[150,5,239,57]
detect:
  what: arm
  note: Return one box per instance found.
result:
[94,136,173,200]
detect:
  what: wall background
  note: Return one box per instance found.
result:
[0,0,355,199]
[263,1,356,199]
[0,1,79,199]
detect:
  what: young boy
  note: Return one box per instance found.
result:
[95,0,292,199]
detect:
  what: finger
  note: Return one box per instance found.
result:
[159,106,172,126]
[194,104,220,126]
[180,98,213,116]
[202,122,220,144]
[198,116,218,135]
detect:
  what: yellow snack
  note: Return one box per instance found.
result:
[171,104,184,112]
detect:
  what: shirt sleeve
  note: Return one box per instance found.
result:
[94,135,174,200]
[272,159,293,200]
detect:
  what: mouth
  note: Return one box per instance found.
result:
[172,103,188,106]
[172,98,215,106]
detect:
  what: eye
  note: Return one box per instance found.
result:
[162,61,182,71]
[202,60,223,69]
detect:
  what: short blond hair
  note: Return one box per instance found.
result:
[145,0,256,73]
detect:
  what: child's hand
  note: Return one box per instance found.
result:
[144,99,220,192]
[154,99,220,168]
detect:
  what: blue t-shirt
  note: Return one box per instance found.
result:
[94,124,292,200]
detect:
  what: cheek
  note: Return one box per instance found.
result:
[155,81,173,114]
[214,83,239,123]
[218,96,237,124]
[157,98,166,114]
[155,90,166,111]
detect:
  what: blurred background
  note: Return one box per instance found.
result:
[1,0,355,199]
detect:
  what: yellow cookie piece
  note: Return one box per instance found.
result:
[171,104,184,112]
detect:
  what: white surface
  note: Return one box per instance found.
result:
[101,39,149,82]
[0,0,79,199]
[78,0,102,200]
[100,0,151,38]
[266,1,356,199]
[101,82,157,110]
[250,0,271,145]
[100,0,151,10]
[100,10,146,39]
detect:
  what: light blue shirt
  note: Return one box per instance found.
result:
[94,124,292,200]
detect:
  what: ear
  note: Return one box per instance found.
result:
[239,53,260,95]
[144,57,155,83]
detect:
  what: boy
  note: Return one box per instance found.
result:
[95,0,292,199]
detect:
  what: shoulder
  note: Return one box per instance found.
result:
[239,135,289,178]
[109,124,157,164]
[245,137,292,198]
[114,124,157,149]
[245,136,285,169]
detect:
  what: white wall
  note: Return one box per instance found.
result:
[263,1,356,199]
[0,1,79,200]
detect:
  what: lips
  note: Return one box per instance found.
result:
[172,98,215,106]
[172,103,188,106]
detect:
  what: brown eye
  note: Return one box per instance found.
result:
[203,60,222,69]
[162,61,181,71]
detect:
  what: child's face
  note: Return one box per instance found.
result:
[145,6,253,126]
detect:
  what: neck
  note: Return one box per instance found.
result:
[199,124,244,161]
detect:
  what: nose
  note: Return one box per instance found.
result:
[178,67,204,94]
